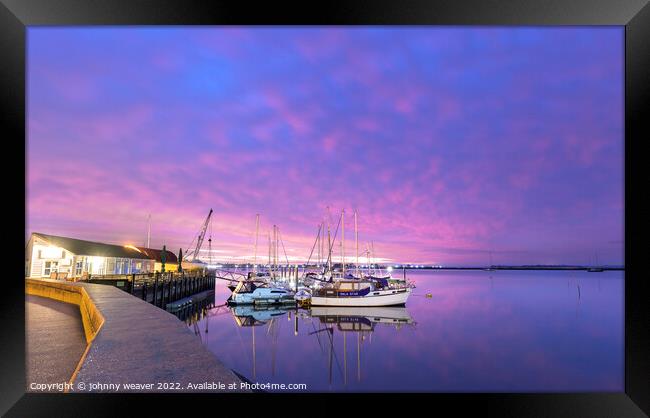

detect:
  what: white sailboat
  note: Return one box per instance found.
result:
[303,208,412,307]
[309,279,411,306]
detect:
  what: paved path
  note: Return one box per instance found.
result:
[25,295,86,390]
[73,282,246,392]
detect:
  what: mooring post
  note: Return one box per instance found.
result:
[142,282,147,301]
[153,273,159,306]
[130,273,136,294]
[162,280,166,309]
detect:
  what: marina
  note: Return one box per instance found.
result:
[214,210,416,309]
[184,269,624,392]
[23,208,624,394]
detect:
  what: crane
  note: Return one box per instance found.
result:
[184,209,213,262]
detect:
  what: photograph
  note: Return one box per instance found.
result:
[23,26,627,395]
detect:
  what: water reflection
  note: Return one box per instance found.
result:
[213,304,416,384]
[308,306,416,386]
[183,270,623,392]
[231,305,294,327]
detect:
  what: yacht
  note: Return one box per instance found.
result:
[307,277,411,307]
[227,280,296,306]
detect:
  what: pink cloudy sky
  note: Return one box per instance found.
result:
[26,27,624,266]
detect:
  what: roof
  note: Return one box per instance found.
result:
[32,232,158,260]
[136,247,179,263]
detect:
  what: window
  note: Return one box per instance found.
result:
[75,261,82,276]
[62,250,66,259]
[38,250,42,259]
[44,261,58,276]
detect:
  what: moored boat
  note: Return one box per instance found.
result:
[227,280,296,306]
[308,278,411,307]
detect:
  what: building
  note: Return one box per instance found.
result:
[25,232,169,279]
[136,247,179,273]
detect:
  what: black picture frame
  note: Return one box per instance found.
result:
[1,0,648,416]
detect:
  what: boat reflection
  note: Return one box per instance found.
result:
[228,305,299,379]
[310,306,415,331]
[230,305,296,327]
[307,306,415,386]
[190,303,416,388]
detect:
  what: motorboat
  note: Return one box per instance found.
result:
[227,280,296,306]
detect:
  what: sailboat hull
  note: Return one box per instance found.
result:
[310,287,411,307]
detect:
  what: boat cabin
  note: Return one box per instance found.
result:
[334,281,372,291]
[233,280,258,294]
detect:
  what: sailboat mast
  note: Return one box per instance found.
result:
[321,221,325,270]
[254,214,259,272]
[272,225,277,274]
[354,210,358,277]
[342,209,345,276]
[268,232,271,273]
[367,243,371,277]
[327,224,332,273]
[146,214,151,248]
[275,225,279,272]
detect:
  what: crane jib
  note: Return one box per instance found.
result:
[184,209,213,262]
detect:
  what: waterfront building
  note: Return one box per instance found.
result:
[135,247,178,272]
[25,232,158,279]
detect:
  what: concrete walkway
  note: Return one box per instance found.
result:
[25,295,86,390]
[73,282,246,392]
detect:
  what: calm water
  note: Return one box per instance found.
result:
[186,270,623,392]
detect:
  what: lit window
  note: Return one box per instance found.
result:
[44,261,58,276]
[41,247,63,259]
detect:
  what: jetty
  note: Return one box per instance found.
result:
[25,279,246,393]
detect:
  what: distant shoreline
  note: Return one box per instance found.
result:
[403,266,624,271]
[211,264,624,271]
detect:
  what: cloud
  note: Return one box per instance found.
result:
[27,27,624,265]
